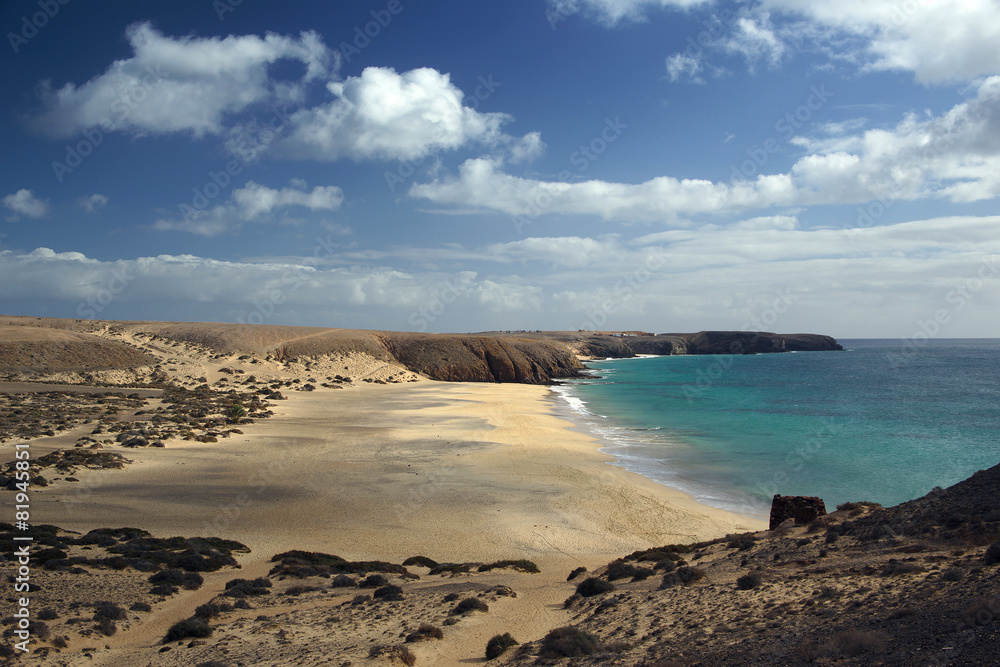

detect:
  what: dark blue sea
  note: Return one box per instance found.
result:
[552,339,1000,520]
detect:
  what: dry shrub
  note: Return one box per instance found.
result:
[984,541,1000,566]
[540,626,606,658]
[485,633,518,660]
[368,645,417,666]
[406,623,443,642]
[736,572,762,590]
[576,577,614,597]
[450,597,488,615]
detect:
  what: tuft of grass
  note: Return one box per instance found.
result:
[540,626,606,658]
[836,500,881,512]
[406,623,443,642]
[450,597,488,615]
[368,645,416,666]
[576,577,615,597]
[485,633,519,660]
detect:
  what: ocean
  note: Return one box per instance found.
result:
[552,339,1000,520]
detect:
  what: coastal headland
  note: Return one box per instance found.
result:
[1,316,995,666]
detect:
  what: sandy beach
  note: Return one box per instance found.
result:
[17,375,759,665]
[33,380,762,566]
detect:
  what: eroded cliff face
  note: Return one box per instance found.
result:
[568,332,841,359]
[382,335,584,383]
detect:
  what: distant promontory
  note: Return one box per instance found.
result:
[0,316,841,385]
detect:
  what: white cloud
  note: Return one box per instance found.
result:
[763,0,1000,83]
[412,77,1000,220]
[1,211,997,336]
[33,22,332,138]
[410,156,797,221]
[486,236,625,268]
[548,0,710,26]
[578,1,1000,85]
[154,180,344,236]
[0,248,543,321]
[666,53,705,84]
[3,189,49,219]
[505,131,547,164]
[270,67,528,162]
[78,194,108,212]
[721,14,786,71]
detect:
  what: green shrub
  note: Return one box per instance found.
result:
[485,633,519,660]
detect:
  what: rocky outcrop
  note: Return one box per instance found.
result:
[656,331,842,355]
[382,335,583,384]
[769,494,827,530]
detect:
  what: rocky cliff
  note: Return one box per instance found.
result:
[382,334,583,383]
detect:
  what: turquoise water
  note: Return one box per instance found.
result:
[553,339,1000,519]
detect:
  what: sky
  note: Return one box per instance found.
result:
[1,0,998,338]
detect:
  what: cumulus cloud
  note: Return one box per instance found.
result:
[411,77,1000,220]
[32,22,332,138]
[409,156,797,221]
[268,67,531,162]
[3,189,49,220]
[154,180,344,236]
[78,194,109,212]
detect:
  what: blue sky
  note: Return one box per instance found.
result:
[1,0,998,337]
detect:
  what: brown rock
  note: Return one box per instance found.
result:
[769,494,827,530]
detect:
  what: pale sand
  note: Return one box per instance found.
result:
[35,381,761,566]
[28,380,764,664]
